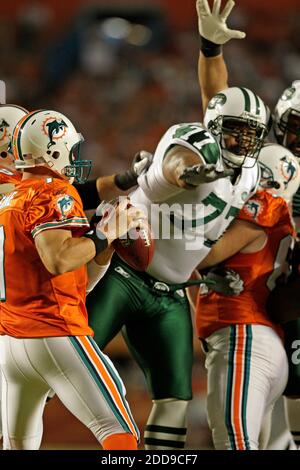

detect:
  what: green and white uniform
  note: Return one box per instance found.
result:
[132,123,260,283]
[87,123,260,448]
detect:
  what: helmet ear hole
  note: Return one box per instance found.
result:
[52,151,60,160]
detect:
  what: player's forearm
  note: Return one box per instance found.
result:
[163,146,203,189]
[53,237,97,274]
[198,220,264,270]
[86,247,114,293]
[198,52,229,113]
[96,174,127,201]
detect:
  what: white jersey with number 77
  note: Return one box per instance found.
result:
[130,123,260,283]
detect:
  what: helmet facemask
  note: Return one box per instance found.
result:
[61,139,92,184]
[209,115,268,168]
[277,109,300,158]
[259,162,281,191]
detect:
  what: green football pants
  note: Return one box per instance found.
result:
[86,256,193,400]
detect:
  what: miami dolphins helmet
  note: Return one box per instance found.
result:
[12,110,92,183]
[204,87,270,167]
[258,143,300,202]
[0,104,28,156]
[273,80,300,158]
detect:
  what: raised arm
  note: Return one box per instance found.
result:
[196,0,245,112]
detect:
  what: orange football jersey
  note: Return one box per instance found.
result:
[196,191,294,339]
[0,176,92,338]
[0,165,21,185]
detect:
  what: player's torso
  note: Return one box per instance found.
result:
[131,123,259,283]
[0,178,90,338]
[196,192,293,338]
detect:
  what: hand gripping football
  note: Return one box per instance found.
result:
[112,219,155,272]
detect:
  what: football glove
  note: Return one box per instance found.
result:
[204,266,244,296]
[115,150,153,190]
[180,163,234,186]
[196,0,246,45]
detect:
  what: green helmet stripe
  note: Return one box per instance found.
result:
[263,100,268,123]
[240,87,251,113]
[15,110,41,161]
[253,92,261,116]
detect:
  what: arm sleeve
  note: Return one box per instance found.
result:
[26,183,90,238]
[237,191,284,228]
[137,123,222,202]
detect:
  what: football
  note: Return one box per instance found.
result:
[112,221,155,271]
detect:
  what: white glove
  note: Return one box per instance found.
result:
[196,0,246,45]
[133,150,153,176]
[205,267,244,296]
[180,163,234,186]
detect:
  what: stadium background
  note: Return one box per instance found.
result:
[2,0,299,449]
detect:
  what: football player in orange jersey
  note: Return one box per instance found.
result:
[195,143,300,449]
[0,104,28,196]
[0,109,147,450]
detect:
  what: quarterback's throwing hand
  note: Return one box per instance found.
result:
[196,0,246,44]
[180,163,234,186]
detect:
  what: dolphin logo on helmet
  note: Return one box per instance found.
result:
[280,155,297,188]
[258,143,300,202]
[0,105,28,153]
[45,119,68,149]
[13,109,92,184]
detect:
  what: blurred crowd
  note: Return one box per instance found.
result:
[1,1,300,181]
[1,0,300,450]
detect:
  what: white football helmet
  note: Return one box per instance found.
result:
[258,143,300,202]
[204,87,270,167]
[0,104,28,156]
[12,110,92,183]
[273,80,300,157]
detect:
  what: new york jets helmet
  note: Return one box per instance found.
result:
[12,109,92,183]
[273,80,300,157]
[0,104,28,155]
[258,143,300,202]
[204,87,270,167]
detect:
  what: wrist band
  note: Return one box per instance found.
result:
[200,36,222,58]
[83,230,108,255]
[114,170,137,191]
